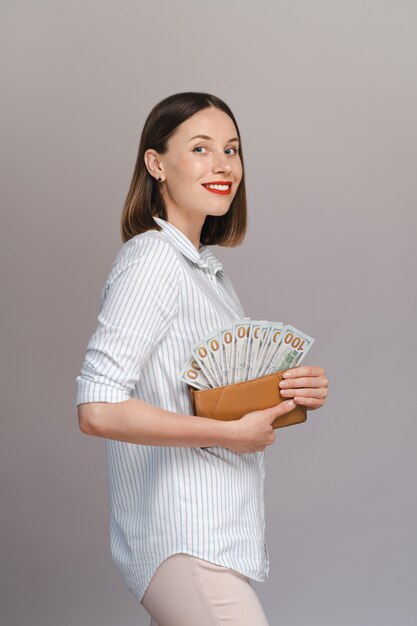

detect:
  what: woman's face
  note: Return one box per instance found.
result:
[156,107,242,223]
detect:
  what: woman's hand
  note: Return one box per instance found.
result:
[278,365,329,410]
[225,399,298,454]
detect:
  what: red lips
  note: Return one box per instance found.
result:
[202,181,232,195]
[203,181,233,185]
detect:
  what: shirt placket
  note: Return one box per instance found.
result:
[207,271,241,319]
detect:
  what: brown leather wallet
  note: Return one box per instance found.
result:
[188,369,307,429]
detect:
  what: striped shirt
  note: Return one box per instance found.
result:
[75,216,269,602]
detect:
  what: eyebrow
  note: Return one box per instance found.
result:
[187,134,239,143]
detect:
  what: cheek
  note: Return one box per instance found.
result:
[235,160,243,178]
[176,157,207,184]
[176,154,204,173]
[169,161,202,196]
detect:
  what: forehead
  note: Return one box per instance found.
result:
[173,107,237,141]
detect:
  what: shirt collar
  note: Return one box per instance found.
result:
[153,216,224,275]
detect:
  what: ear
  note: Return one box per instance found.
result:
[144,149,164,181]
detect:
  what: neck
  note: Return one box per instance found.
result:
[165,210,204,251]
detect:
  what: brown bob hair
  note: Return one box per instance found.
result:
[120,91,247,247]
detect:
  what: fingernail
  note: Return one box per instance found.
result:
[288,400,295,407]
[283,372,291,378]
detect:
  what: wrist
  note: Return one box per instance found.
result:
[218,417,240,448]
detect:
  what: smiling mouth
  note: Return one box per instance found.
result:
[202,182,232,195]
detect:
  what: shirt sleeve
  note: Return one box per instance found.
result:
[75,236,182,405]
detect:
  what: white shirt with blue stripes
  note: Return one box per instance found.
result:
[75,216,269,602]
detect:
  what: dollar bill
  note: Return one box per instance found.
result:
[204,328,225,385]
[257,322,284,377]
[179,355,212,390]
[230,319,251,383]
[244,320,267,381]
[251,321,273,377]
[219,325,234,385]
[264,324,315,374]
[192,336,223,387]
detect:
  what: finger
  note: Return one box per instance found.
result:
[280,387,327,399]
[267,399,297,421]
[293,395,325,409]
[283,366,324,379]
[280,375,327,389]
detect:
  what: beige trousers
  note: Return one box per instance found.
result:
[141,552,270,626]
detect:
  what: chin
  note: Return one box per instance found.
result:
[206,207,231,218]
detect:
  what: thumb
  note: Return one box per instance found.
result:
[266,399,296,423]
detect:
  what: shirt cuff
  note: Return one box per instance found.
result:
[75,376,132,405]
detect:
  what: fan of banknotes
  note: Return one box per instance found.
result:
[180,318,315,390]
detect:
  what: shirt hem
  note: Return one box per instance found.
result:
[120,546,269,604]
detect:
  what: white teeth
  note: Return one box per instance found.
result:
[205,184,230,190]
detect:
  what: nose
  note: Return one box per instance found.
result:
[211,150,232,174]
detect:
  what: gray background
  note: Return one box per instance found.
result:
[1,1,416,625]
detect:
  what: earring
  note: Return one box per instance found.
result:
[157,177,163,182]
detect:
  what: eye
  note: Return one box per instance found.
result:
[193,145,239,155]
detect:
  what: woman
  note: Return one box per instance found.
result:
[75,91,329,626]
